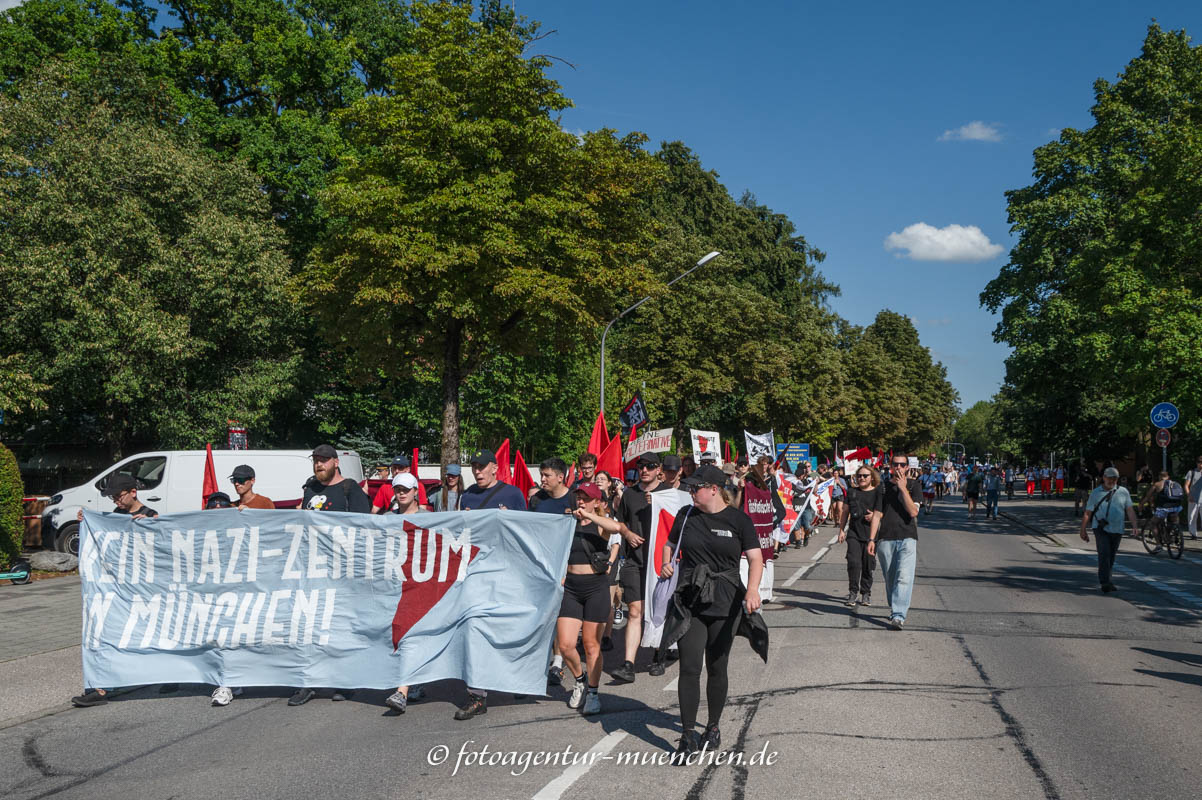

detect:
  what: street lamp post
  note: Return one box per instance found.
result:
[599,250,720,412]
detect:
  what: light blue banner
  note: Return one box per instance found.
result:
[79,509,573,693]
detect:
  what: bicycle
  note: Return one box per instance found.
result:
[1141,507,1184,559]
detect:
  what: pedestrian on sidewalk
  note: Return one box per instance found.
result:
[1183,456,1202,540]
[1079,467,1139,594]
[870,454,922,630]
[1073,461,1093,517]
[840,465,881,606]
[983,467,1002,519]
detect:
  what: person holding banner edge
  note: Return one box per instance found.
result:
[659,464,763,763]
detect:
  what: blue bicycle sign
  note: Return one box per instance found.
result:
[1150,402,1180,428]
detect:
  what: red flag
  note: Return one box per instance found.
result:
[413,447,428,505]
[724,439,732,464]
[202,442,218,508]
[597,433,622,483]
[623,427,639,471]
[565,463,577,487]
[587,411,609,457]
[512,449,535,497]
[846,446,872,461]
[495,439,512,484]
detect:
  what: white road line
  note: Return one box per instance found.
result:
[532,731,628,800]
[1113,565,1202,608]
[812,546,830,561]
[782,562,816,587]
[663,676,678,692]
[827,535,838,545]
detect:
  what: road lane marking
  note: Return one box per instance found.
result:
[663,676,678,692]
[782,563,816,586]
[812,546,830,561]
[1113,565,1202,608]
[827,535,838,545]
[532,731,627,800]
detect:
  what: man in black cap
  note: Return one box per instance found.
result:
[661,454,683,490]
[372,455,412,514]
[301,444,371,513]
[459,448,527,511]
[612,451,675,682]
[230,465,274,509]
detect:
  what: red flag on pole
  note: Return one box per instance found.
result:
[202,442,218,508]
[587,411,610,457]
[846,446,872,461]
[565,463,577,488]
[496,439,512,484]
[413,447,428,505]
[512,450,535,497]
[597,433,622,483]
[724,439,732,464]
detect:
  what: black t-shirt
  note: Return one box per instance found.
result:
[878,478,921,541]
[667,505,760,617]
[116,504,158,517]
[616,480,676,567]
[302,477,372,513]
[459,481,528,510]
[528,489,576,515]
[844,486,881,542]
[1075,469,1092,490]
[569,519,611,566]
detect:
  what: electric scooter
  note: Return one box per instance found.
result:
[1,558,32,585]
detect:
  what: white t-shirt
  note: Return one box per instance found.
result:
[1185,469,1202,503]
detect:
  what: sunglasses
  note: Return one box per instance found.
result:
[892,462,908,468]
[855,474,871,479]
[638,464,658,470]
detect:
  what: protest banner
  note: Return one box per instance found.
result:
[619,391,649,436]
[623,427,673,463]
[78,508,573,695]
[743,430,775,462]
[690,429,722,464]
[774,442,810,471]
[640,488,691,648]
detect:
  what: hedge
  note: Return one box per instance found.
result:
[0,443,23,561]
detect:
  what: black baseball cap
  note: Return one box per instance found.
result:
[683,464,727,488]
[736,455,749,466]
[205,492,233,509]
[391,455,411,468]
[470,449,497,466]
[311,444,338,459]
[105,474,138,498]
[662,454,682,471]
[637,452,661,467]
[229,465,255,482]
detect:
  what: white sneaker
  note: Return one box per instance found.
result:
[582,692,601,715]
[211,687,234,706]
[568,680,586,709]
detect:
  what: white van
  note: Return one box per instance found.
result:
[40,449,363,555]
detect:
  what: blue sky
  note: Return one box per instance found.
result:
[516,0,1202,408]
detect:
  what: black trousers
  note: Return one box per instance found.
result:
[1094,530,1122,585]
[677,606,740,733]
[846,537,875,595]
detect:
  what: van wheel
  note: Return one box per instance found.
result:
[56,522,80,556]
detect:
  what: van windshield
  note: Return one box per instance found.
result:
[98,456,167,493]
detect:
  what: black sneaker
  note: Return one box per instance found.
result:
[648,659,666,677]
[671,732,701,766]
[454,694,487,720]
[844,592,858,607]
[288,688,316,706]
[71,689,108,708]
[859,593,871,607]
[702,723,721,750]
[1101,583,1117,593]
[547,665,564,686]
[600,636,613,651]
[610,661,636,683]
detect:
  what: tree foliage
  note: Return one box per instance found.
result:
[982,25,1202,464]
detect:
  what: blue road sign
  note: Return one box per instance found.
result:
[1150,402,1180,428]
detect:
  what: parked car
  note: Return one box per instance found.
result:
[40,449,364,555]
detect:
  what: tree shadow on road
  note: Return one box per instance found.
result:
[1131,646,1202,669]
[1133,668,1202,688]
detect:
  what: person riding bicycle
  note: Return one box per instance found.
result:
[1141,470,1184,521]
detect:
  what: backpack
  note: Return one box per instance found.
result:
[1159,480,1184,505]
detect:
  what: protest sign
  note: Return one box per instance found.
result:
[624,427,673,463]
[743,430,775,462]
[78,509,572,694]
[640,489,691,648]
[690,429,722,464]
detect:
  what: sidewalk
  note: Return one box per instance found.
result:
[999,496,1202,555]
[0,575,83,728]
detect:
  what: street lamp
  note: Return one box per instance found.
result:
[599,250,720,411]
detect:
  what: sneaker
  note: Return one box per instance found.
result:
[648,658,666,677]
[702,722,721,750]
[385,690,407,713]
[888,617,904,631]
[600,636,613,651]
[407,685,426,702]
[71,689,108,708]
[454,694,487,720]
[582,692,601,715]
[1101,583,1117,593]
[331,689,354,701]
[211,687,234,707]
[670,732,701,766]
[612,606,626,629]
[844,592,858,607]
[547,665,564,686]
[288,688,316,706]
[610,661,636,683]
[859,593,871,607]
[568,679,586,709]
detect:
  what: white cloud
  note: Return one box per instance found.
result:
[884,222,1004,262]
[937,121,1002,142]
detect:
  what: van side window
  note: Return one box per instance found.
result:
[98,457,168,493]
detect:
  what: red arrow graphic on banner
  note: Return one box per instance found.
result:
[391,520,480,649]
[651,508,678,576]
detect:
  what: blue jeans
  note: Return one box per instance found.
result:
[875,538,917,621]
[985,491,999,517]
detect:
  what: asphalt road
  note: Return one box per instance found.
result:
[3,495,1200,800]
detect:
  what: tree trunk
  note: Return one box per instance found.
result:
[441,323,463,470]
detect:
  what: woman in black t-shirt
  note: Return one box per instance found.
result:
[659,465,763,762]
[840,466,882,607]
[556,482,621,716]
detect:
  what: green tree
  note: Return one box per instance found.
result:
[0,443,23,561]
[955,400,995,459]
[982,25,1202,464]
[0,61,301,456]
[303,0,665,466]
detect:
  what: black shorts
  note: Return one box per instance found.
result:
[966,491,980,500]
[619,560,647,604]
[559,572,611,623]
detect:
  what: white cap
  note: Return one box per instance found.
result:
[393,473,420,490]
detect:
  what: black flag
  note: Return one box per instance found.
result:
[619,391,649,436]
